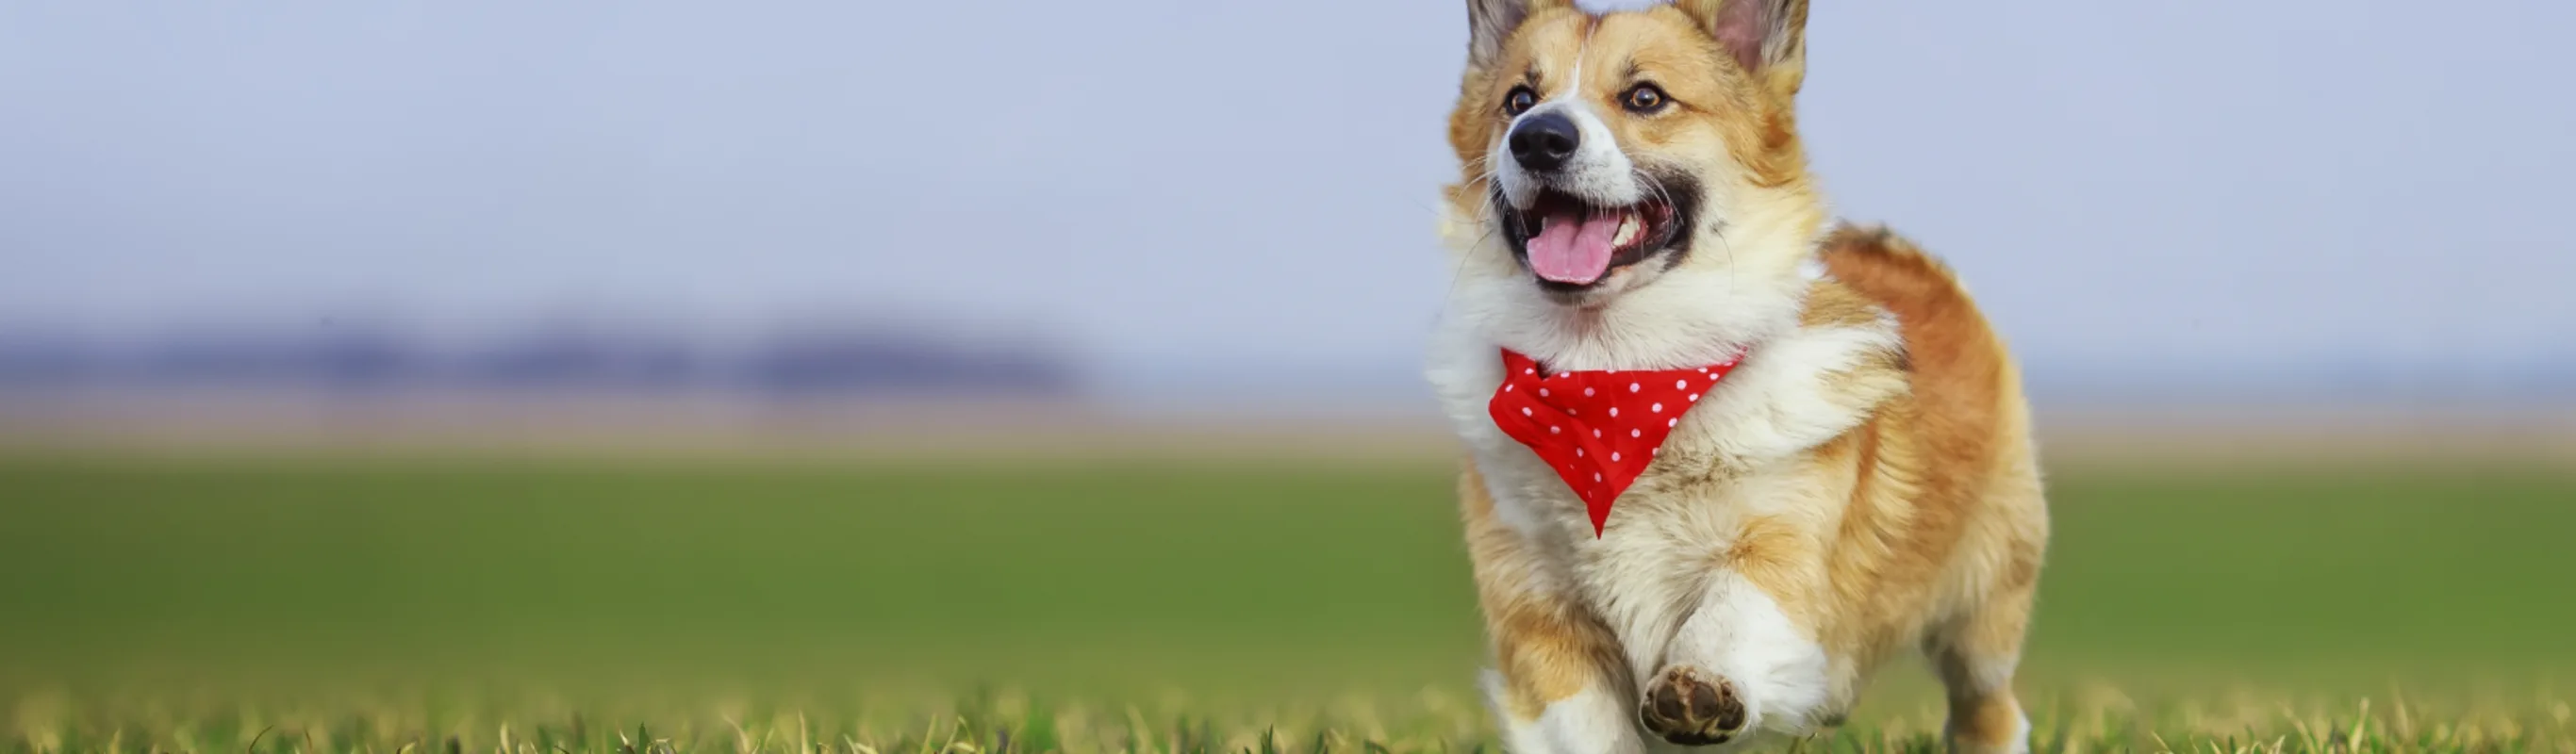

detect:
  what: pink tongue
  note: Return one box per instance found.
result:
[1526,211,1624,285]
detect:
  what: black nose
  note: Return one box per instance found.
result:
[1509,112,1580,172]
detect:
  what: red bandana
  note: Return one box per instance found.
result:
[1486,349,1742,536]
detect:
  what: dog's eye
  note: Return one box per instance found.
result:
[1622,84,1669,113]
[1503,86,1539,116]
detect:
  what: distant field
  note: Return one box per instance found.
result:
[2,453,2572,751]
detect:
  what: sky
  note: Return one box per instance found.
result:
[3,0,2572,403]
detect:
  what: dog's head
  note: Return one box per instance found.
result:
[1445,0,1824,315]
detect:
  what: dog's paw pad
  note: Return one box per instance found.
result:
[1639,665,1748,746]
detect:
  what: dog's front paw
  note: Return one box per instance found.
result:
[1638,665,1749,746]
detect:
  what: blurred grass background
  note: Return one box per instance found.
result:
[5,451,2569,706]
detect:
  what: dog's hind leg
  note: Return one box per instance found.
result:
[1928,561,2038,754]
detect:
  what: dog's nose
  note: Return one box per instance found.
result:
[1509,112,1580,172]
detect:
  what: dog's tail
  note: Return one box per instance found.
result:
[1818,223,2024,466]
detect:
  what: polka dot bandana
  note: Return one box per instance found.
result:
[1487,348,1742,537]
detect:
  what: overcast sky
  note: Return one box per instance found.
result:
[4,0,2571,398]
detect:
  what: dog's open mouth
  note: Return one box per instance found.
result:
[1499,187,1692,289]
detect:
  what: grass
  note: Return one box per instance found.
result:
[8,687,2572,753]
[2,452,2572,752]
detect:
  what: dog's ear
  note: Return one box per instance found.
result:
[1676,0,1810,96]
[1466,0,1566,69]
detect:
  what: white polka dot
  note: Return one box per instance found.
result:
[1568,408,1577,416]
[1549,426,1560,434]
[1630,429,1642,438]
[1651,402,1663,414]
[1560,372,1572,379]
[1610,452,1621,462]
[1667,418,1677,428]
[1676,379,1688,389]
[1525,368,1535,374]
[1610,407,1619,418]
[1651,448,1659,456]
[1628,383,1641,392]
[1521,407,1532,417]
[1538,388,1549,397]
[1593,429,1601,438]
[1593,473,1603,482]
[1576,448,1584,457]
[1688,393,1700,402]
[1583,387,1594,397]
[1504,385,1514,392]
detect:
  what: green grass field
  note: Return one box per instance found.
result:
[3,453,2572,752]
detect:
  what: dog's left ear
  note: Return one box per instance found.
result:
[1676,0,1810,97]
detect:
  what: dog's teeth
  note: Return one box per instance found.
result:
[1613,213,1641,246]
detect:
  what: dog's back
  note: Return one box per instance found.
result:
[1820,224,2032,501]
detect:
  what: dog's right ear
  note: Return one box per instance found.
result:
[1466,0,1564,69]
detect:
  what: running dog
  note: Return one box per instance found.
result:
[1424,2,2050,752]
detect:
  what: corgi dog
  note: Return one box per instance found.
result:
[1422,1,2050,752]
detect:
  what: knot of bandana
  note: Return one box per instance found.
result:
[1486,349,1743,536]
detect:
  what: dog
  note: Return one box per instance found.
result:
[1422,1,2051,752]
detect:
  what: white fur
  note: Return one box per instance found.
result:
[1483,675,1651,754]
[1671,320,1903,463]
[1482,669,1557,754]
[1797,255,1829,283]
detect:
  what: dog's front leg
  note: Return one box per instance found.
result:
[1639,570,1832,748]
[1478,607,1642,754]
[1461,472,1644,754]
